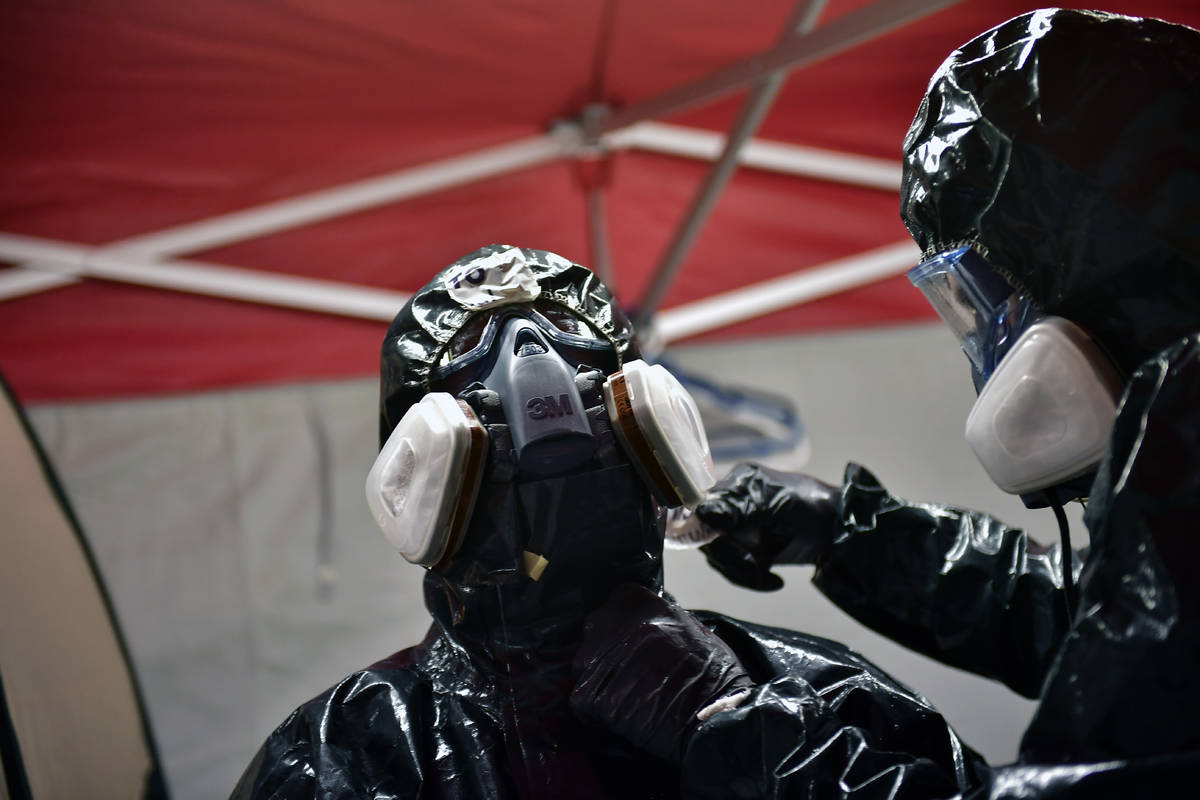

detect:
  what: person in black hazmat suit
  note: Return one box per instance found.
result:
[576,9,1200,798]
[231,244,992,799]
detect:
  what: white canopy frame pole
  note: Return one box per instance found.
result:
[0,233,409,320]
[608,122,901,191]
[578,105,617,290]
[655,240,921,343]
[592,0,964,137]
[633,0,828,331]
[0,267,79,302]
[585,186,614,287]
[106,131,581,259]
[0,130,580,308]
[0,119,906,310]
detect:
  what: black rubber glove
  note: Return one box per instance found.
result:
[569,583,754,763]
[696,463,839,591]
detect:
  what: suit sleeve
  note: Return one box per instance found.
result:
[812,465,1078,699]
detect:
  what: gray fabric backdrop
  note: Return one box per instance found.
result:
[28,322,1084,798]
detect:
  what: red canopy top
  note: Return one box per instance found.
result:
[2,0,1196,402]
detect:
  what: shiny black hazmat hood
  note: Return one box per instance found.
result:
[380,245,640,447]
[901,8,1200,376]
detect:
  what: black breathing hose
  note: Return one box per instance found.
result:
[1049,499,1076,620]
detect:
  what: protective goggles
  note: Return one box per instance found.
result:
[907,246,1039,383]
[431,302,617,394]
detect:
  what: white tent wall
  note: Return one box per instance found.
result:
[26,378,414,799]
[26,322,1084,799]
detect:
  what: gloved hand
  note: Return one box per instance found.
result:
[569,583,754,763]
[696,463,839,591]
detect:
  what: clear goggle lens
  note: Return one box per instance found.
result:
[907,247,1036,381]
[431,303,617,394]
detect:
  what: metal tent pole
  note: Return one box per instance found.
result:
[608,122,901,191]
[0,233,409,320]
[654,240,920,343]
[108,131,581,259]
[0,131,580,307]
[585,187,614,287]
[633,0,828,331]
[0,267,78,302]
[591,0,963,138]
[579,105,616,289]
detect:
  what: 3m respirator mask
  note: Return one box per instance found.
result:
[366,255,714,569]
[908,247,1124,497]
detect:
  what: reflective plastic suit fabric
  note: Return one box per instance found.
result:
[807,336,1200,796]
[240,352,1200,797]
[230,598,986,799]
[900,9,1200,378]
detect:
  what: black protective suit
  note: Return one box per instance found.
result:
[697,9,1200,798]
[695,336,1200,797]
[231,247,987,799]
[230,578,985,799]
